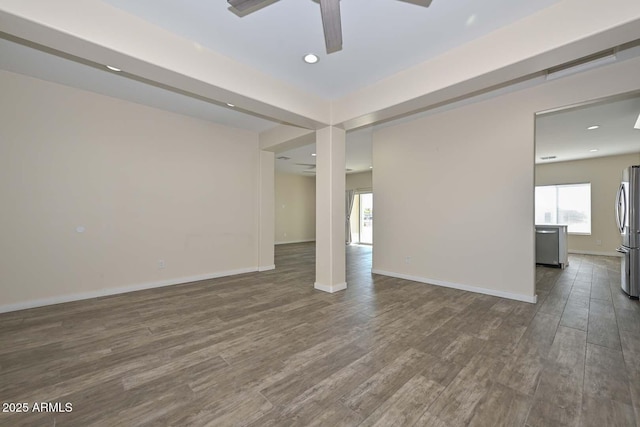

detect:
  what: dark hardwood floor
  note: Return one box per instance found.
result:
[1,243,639,426]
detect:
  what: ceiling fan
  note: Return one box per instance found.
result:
[227,0,433,54]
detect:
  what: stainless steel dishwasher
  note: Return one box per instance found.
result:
[535,225,568,268]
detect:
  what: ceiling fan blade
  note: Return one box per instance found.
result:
[227,0,272,12]
[397,0,433,7]
[319,0,342,54]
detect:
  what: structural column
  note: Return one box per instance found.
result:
[315,126,346,292]
[258,150,275,271]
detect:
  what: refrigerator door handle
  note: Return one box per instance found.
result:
[616,183,626,234]
[617,246,629,254]
[622,184,628,234]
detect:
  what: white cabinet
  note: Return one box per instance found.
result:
[535,225,569,269]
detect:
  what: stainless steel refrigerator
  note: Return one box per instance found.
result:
[616,165,640,299]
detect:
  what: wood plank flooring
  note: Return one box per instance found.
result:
[1,243,639,426]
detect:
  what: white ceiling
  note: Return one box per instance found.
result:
[1,0,638,173]
[100,0,560,99]
[536,94,640,164]
[0,37,277,133]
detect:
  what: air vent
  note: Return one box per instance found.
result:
[540,156,557,160]
[296,163,316,169]
[546,49,616,80]
[276,156,291,160]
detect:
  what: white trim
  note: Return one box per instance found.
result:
[314,282,347,293]
[0,267,257,314]
[569,250,621,257]
[371,269,537,304]
[258,264,276,272]
[275,239,316,245]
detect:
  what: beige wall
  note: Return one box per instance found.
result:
[275,172,316,244]
[536,153,640,255]
[0,70,261,311]
[372,56,640,302]
[346,171,373,191]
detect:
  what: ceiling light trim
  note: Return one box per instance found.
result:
[303,54,319,64]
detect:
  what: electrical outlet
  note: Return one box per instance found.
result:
[405,256,412,264]
[158,260,166,269]
[284,232,287,237]
[595,239,602,246]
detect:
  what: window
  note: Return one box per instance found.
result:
[535,183,591,234]
[359,193,373,244]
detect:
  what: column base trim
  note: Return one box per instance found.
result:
[314,282,347,293]
[258,265,276,272]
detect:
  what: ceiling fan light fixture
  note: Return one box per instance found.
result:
[303,53,319,64]
[231,0,431,54]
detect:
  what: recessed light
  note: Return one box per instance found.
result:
[587,125,599,130]
[226,103,235,107]
[311,153,316,157]
[303,54,319,64]
[369,166,373,169]
[590,149,599,152]
[106,65,121,72]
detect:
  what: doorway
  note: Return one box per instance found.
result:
[351,192,373,245]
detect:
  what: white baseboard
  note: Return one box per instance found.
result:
[258,264,276,272]
[371,269,537,304]
[314,282,347,293]
[275,239,315,245]
[569,250,621,257]
[0,267,258,314]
